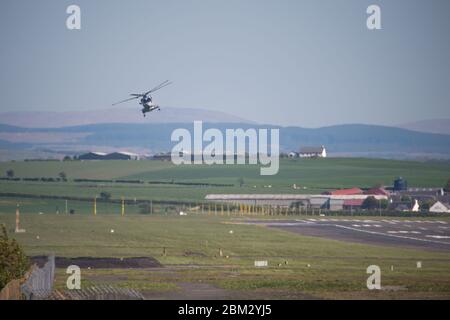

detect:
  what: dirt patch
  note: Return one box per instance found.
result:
[31,256,162,269]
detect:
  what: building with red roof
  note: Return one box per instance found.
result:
[323,188,363,196]
[343,199,365,208]
[365,187,390,196]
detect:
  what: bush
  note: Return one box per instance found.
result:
[361,196,379,210]
[99,192,112,201]
[445,179,450,192]
[6,170,14,179]
[0,224,30,290]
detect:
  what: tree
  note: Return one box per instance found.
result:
[63,156,72,161]
[400,195,412,203]
[6,169,14,179]
[420,200,435,211]
[0,224,30,289]
[445,179,450,192]
[361,196,379,210]
[99,192,111,201]
[58,172,67,181]
[379,199,389,209]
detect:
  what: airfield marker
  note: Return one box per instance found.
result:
[121,197,125,216]
[93,197,97,216]
[15,204,26,233]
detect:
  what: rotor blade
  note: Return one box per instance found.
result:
[148,80,170,92]
[147,81,172,94]
[112,96,140,106]
[145,80,172,95]
[130,94,144,97]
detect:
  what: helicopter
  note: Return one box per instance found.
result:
[112,80,172,116]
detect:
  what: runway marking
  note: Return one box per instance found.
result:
[426,235,450,239]
[334,224,450,246]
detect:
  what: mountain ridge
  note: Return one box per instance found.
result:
[1,122,450,161]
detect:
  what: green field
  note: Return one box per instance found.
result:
[0,158,449,203]
[1,158,450,299]
[1,213,450,299]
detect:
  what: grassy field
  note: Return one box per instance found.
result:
[0,158,449,203]
[1,158,450,299]
[1,213,450,299]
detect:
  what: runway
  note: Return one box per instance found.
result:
[239,218,450,251]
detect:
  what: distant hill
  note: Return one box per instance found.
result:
[0,107,253,128]
[397,119,450,135]
[1,122,450,160]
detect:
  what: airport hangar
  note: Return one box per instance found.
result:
[205,194,388,211]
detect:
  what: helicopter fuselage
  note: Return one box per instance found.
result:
[139,96,160,116]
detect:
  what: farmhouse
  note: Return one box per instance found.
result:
[104,152,140,160]
[394,199,420,212]
[323,187,363,196]
[299,146,327,158]
[78,152,107,160]
[429,201,450,213]
[364,187,390,196]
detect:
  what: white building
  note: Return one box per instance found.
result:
[411,199,420,212]
[429,201,450,213]
[299,146,327,158]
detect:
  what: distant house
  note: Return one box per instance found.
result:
[394,199,420,212]
[429,201,450,213]
[151,153,172,161]
[402,188,445,197]
[365,187,390,196]
[299,146,327,158]
[323,188,363,196]
[343,199,365,210]
[104,152,140,160]
[78,152,107,160]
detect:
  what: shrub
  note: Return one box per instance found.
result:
[0,224,30,290]
[99,192,112,201]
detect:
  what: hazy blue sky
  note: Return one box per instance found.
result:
[1,0,449,127]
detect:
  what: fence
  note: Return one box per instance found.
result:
[0,256,52,300]
[20,255,55,300]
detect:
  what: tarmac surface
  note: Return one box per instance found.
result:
[239,218,450,251]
